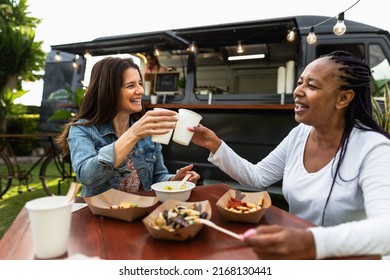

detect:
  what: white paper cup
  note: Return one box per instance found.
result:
[25,196,73,259]
[150,95,158,104]
[144,81,152,96]
[172,109,202,146]
[151,108,175,145]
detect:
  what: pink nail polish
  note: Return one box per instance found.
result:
[241,228,257,240]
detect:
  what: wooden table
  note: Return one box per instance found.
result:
[0,184,379,260]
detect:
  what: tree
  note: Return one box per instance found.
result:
[0,0,46,133]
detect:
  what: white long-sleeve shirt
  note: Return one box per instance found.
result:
[208,123,390,259]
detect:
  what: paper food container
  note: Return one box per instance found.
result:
[84,189,159,222]
[216,189,271,224]
[143,199,212,241]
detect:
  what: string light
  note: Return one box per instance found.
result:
[287,28,296,42]
[286,0,360,44]
[189,42,197,53]
[236,41,244,53]
[84,51,92,59]
[175,2,359,54]
[72,58,77,68]
[333,12,347,35]
[307,27,317,44]
[54,51,62,62]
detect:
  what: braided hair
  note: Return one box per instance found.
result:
[326,51,388,136]
[320,51,390,225]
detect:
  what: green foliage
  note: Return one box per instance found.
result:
[0,87,28,116]
[177,77,186,88]
[371,78,388,98]
[0,0,46,88]
[7,113,40,155]
[372,82,390,134]
[0,0,46,133]
[48,85,86,121]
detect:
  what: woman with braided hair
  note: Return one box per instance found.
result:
[188,51,390,259]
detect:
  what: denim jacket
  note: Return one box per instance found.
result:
[67,119,173,197]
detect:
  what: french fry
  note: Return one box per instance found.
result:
[246,202,256,208]
[107,201,138,209]
[225,197,261,214]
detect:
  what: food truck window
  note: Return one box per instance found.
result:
[194,42,297,95]
[369,44,390,97]
[316,44,365,59]
[156,42,297,96]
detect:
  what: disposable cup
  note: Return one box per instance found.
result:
[150,94,158,104]
[151,108,176,145]
[25,196,73,259]
[144,81,152,96]
[172,109,202,146]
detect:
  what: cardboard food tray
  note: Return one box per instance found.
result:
[143,199,212,241]
[84,188,158,222]
[216,189,271,224]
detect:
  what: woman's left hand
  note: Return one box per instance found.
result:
[171,164,200,185]
[242,225,316,260]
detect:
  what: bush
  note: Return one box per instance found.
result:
[372,82,390,134]
[6,114,40,156]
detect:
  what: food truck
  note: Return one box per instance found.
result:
[40,15,390,200]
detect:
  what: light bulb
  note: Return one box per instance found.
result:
[333,12,346,36]
[287,28,296,42]
[237,41,244,53]
[84,51,91,59]
[307,27,317,44]
[54,51,62,62]
[154,47,160,56]
[189,42,197,53]
[72,58,77,68]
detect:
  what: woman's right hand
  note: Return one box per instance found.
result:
[188,124,222,154]
[129,109,178,139]
[242,225,316,260]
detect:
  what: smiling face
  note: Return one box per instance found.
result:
[118,67,144,115]
[293,57,348,128]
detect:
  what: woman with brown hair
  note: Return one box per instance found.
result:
[57,57,199,197]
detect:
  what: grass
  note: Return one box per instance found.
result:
[0,162,75,239]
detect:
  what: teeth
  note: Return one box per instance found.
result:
[295,104,308,112]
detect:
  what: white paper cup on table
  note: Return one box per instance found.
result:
[173,109,202,146]
[151,108,176,145]
[144,81,152,96]
[25,196,73,259]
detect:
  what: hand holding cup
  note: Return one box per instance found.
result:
[173,109,203,146]
[151,108,177,145]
